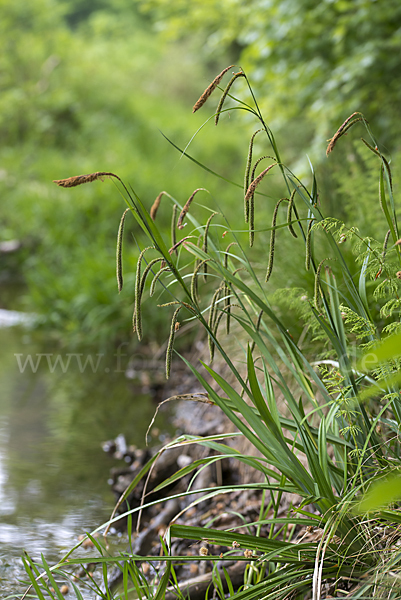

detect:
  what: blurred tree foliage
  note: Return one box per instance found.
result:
[2,0,398,347]
[0,0,245,346]
[137,0,401,152]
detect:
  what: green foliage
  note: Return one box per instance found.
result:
[137,0,401,151]
[25,66,401,599]
[357,473,401,513]
[118,68,401,597]
[0,0,246,345]
[5,0,401,351]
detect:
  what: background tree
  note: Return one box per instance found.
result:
[0,0,245,345]
[137,0,401,153]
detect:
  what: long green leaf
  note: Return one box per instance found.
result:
[178,353,324,504]
[159,130,243,189]
[22,555,48,600]
[170,524,318,559]
[379,166,397,244]
[153,560,172,600]
[40,554,65,600]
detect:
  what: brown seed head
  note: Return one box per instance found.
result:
[53,172,121,187]
[326,113,365,155]
[150,191,167,221]
[245,164,277,202]
[192,65,235,113]
[168,236,192,255]
[177,188,207,229]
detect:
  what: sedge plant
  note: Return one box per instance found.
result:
[20,66,401,600]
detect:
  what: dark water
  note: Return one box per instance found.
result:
[0,325,163,597]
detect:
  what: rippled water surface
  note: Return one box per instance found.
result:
[0,325,159,597]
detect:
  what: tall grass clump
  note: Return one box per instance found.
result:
[22,67,401,599]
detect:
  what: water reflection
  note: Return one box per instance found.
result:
[0,326,161,595]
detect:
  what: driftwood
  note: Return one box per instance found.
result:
[132,498,180,556]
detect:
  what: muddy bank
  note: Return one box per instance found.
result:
[103,397,266,597]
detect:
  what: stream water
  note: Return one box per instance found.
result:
[0,322,163,597]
